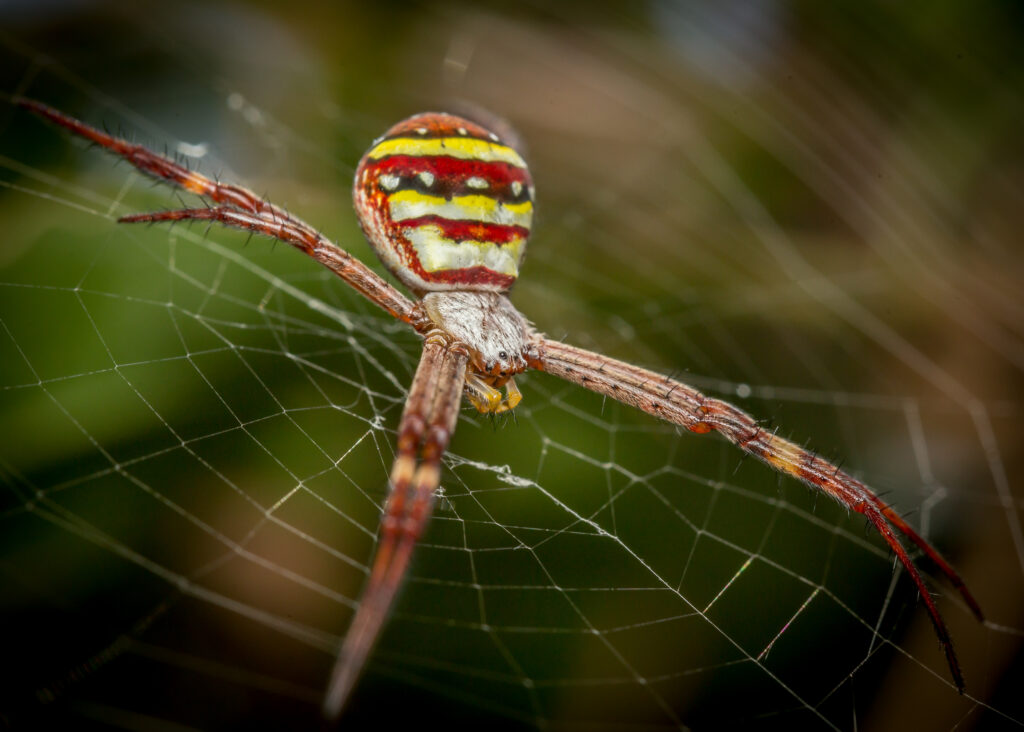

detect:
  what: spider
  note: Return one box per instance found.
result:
[19,99,983,720]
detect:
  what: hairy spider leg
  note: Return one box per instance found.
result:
[533,338,982,692]
[323,337,468,720]
[17,99,419,325]
[117,207,418,324]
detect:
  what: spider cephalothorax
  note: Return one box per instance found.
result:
[19,100,982,723]
[421,290,532,413]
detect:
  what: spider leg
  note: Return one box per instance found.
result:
[869,499,982,620]
[322,336,468,720]
[17,99,419,325]
[531,337,981,692]
[117,206,416,323]
[855,499,964,691]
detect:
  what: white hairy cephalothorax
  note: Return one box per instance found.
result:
[422,291,531,375]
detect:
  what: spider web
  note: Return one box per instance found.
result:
[1,3,1022,730]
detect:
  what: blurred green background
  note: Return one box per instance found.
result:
[1,1,1022,729]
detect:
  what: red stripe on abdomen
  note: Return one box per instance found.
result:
[365,155,530,201]
[419,266,516,289]
[370,155,528,181]
[397,215,528,245]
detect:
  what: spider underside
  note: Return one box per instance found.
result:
[18,99,984,722]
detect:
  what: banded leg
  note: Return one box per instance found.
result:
[532,337,981,692]
[323,338,468,719]
[17,99,418,325]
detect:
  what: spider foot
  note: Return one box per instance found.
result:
[465,374,521,414]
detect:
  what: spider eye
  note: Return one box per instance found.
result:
[498,351,508,361]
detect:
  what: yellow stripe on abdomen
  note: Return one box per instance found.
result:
[367,136,528,168]
[388,190,533,228]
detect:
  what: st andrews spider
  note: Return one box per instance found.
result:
[19,100,983,720]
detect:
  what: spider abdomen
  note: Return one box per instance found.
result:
[354,113,533,294]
